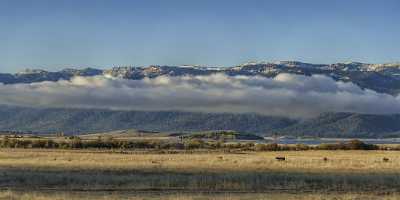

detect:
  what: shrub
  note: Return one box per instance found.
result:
[295,144,310,151]
[0,137,380,151]
[224,143,242,149]
[0,136,10,148]
[317,140,378,150]
[184,139,205,149]
[345,139,378,150]
[254,143,279,151]
[70,137,82,148]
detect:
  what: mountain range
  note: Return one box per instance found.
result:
[1,106,400,138]
[1,61,400,138]
[2,61,400,95]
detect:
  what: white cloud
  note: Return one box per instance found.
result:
[0,73,399,118]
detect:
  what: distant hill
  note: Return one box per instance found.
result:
[0,106,294,135]
[180,130,264,140]
[78,129,168,140]
[1,106,400,138]
[278,113,400,138]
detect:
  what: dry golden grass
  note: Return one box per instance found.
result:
[1,149,400,197]
[1,190,400,200]
[1,149,399,174]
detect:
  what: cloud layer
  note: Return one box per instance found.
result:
[1,73,400,118]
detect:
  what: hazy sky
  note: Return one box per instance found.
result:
[1,0,400,72]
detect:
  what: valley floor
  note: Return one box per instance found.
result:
[1,190,399,200]
[1,149,400,199]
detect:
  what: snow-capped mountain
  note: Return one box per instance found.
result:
[2,61,400,95]
[2,61,400,137]
[0,68,103,84]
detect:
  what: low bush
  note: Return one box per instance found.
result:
[0,137,381,151]
[316,140,378,150]
[255,143,279,151]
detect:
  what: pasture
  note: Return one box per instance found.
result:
[1,149,400,199]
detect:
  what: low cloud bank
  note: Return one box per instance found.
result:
[0,73,399,118]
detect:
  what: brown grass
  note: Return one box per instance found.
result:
[1,190,399,200]
[1,149,399,173]
[1,149,400,197]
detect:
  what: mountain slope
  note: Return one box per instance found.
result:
[279,113,400,138]
[0,106,295,135]
[0,68,102,84]
[1,106,400,137]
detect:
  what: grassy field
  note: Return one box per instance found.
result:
[1,149,400,199]
[1,190,400,200]
[1,148,399,173]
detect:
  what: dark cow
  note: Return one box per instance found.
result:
[275,156,285,161]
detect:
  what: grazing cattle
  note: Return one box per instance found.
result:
[323,157,328,162]
[383,157,390,162]
[275,156,285,161]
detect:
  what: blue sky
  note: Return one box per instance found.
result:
[1,0,399,72]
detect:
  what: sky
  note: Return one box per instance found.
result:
[1,0,400,73]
